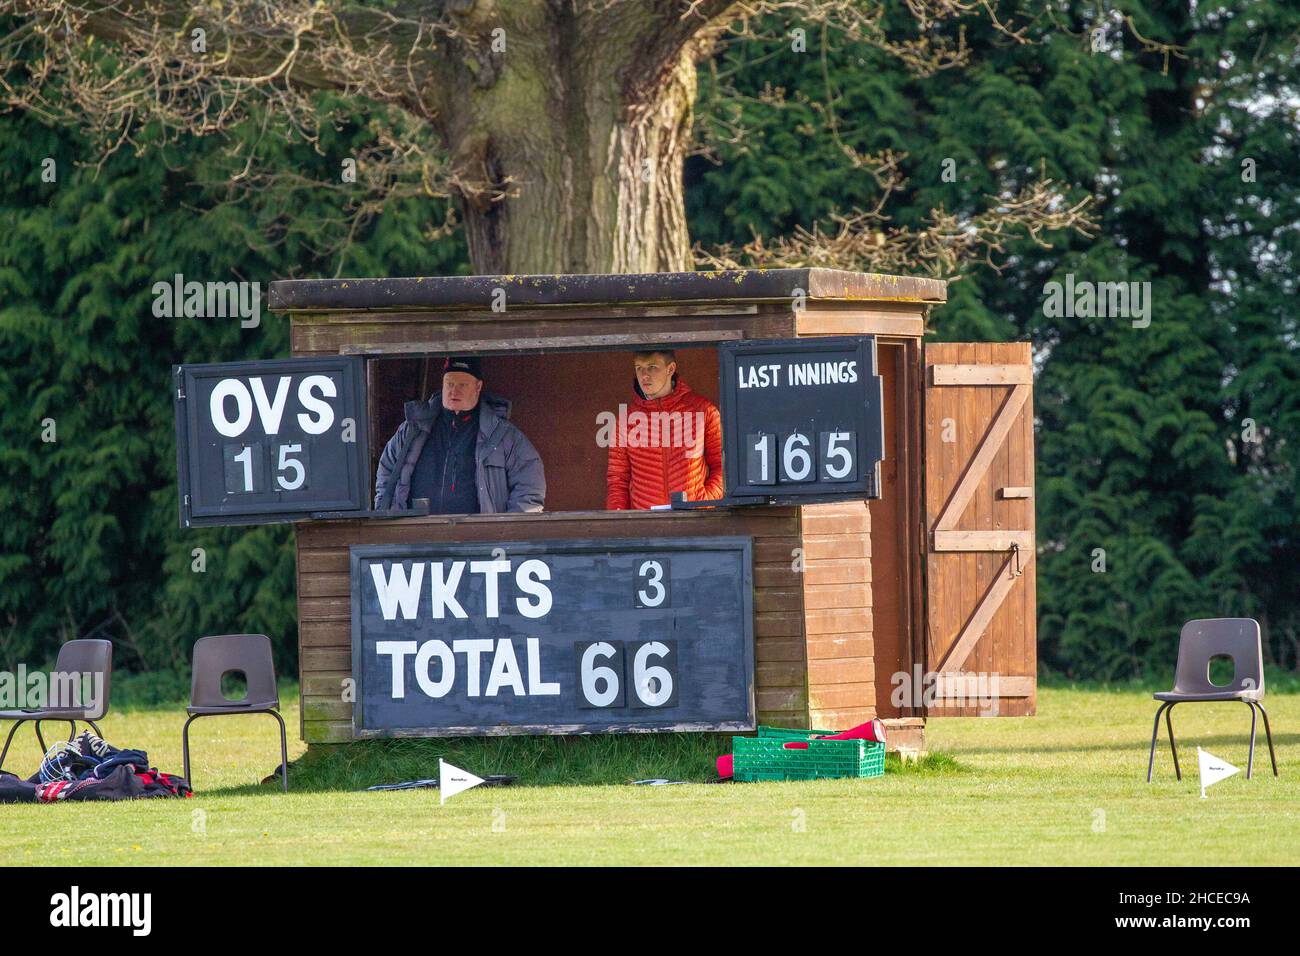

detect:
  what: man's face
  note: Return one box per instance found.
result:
[442,371,482,411]
[635,354,676,400]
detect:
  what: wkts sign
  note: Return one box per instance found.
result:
[719,336,884,503]
[173,357,369,527]
[351,537,755,735]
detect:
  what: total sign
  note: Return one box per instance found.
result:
[349,537,756,735]
[173,357,369,526]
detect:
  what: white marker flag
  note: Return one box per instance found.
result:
[439,758,485,805]
[1197,747,1240,798]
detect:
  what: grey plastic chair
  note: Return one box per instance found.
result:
[1147,618,1277,782]
[182,634,288,792]
[0,639,112,772]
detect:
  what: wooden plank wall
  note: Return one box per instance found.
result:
[800,502,873,729]
[295,509,807,743]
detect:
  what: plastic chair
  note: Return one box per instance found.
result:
[182,634,288,792]
[1147,618,1277,782]
[0,639,112,772]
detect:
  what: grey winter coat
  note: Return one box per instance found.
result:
[373,391,545,513]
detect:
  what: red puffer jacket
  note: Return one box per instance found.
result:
[606,377,724,510]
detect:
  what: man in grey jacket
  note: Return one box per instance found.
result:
[373,356,545,513]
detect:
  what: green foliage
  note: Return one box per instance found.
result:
[690,1,1300,677]
[0,98,467,673]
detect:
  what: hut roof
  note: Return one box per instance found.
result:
[268,269,947,313]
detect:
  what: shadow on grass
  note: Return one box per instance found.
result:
[1038,675,1300,694]
[886,751,964,775]
[186,736,966,795]
[949,731,1296,757]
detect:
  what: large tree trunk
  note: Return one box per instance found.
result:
[433,2,713,275]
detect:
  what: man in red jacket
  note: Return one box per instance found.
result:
[606,349,724,510]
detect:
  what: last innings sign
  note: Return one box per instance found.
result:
[719,335,883,503]
[350,537,756,736]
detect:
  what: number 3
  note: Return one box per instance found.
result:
[637,559,667,607]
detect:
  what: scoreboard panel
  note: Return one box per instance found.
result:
[719,336,884,503]
[174,356,369,527]
[350,536,755,735]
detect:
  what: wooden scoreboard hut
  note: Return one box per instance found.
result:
[257,269,1038,749]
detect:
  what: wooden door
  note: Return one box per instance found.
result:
[922,343,1036,716]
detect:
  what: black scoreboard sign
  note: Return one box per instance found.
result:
[173,357,369,527]
[719,336,884,503]
[350,537,755,736]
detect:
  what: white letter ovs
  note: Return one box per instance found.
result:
[209,374,338,439]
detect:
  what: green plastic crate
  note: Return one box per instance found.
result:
[732,728,885,782]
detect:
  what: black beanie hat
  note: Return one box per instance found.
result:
[444,356,482,379]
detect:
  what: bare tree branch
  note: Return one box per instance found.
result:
[1,1,460,146]
[697,171,1097,278]
[720,0,1032,76]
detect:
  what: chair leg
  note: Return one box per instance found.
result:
[35,720,77,752]
[185,713,289,793]
[1164,703,1181,781]
[1255,702,1279,777]
[0,720,26,773]
[1147,703,1168,783]
[86,719,102,738]
[269,710,289,793]
[182,714,199,789]
[1245,701,1258,779]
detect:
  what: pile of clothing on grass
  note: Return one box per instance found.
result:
[0,730,192,803]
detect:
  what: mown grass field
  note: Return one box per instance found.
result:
[2,685,1297,865]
